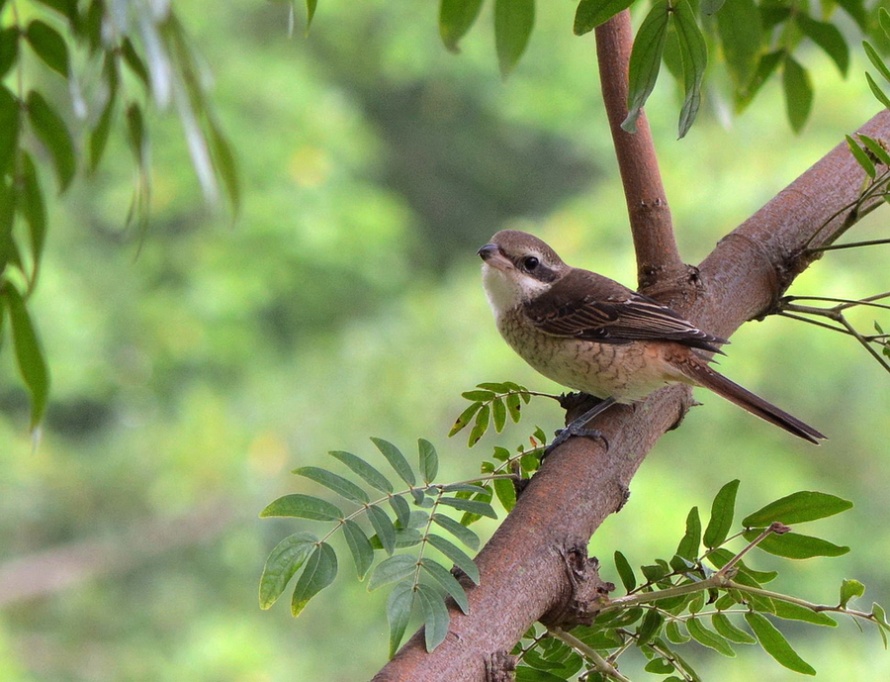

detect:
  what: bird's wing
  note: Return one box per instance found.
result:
[524,271,726,353]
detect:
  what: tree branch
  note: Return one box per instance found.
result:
[595,12,683,288]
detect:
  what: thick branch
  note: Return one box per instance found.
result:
[373,110,889,682]
[596,12,683,287]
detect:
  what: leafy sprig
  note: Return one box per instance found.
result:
[512,480,889,681]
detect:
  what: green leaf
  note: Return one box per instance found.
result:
[574,0,634,36]
[293,466,370,504]
[687,617,735,657]
[368,554,417,591]
[613,550,636,592]
[390,493,411,527]
[493,477,517,513]
[847,134,877,178]
[716,0,762,89]
[782,55,812,133]
[505,392,523,422]
[491,397,507,432]
[623,0,670,133]
[372,437,416,487]
[701,0,725,13]
[121,38,150,88]
[772,599,837,627]
[704,479,739,548]
[836,0,867,31]
[0,86,20,175]
[291,542,337,616]
[796,15,848,76]
[676,506,701,560]
[90,94,115,172]
[712,613,756,644]
[26,91,75,191]
[418,438,438,483]
[0,26,18,80]
[4,284,50,427]
[438,495,497,519]
[25,20,69,77]
[431,513,479,550]
[515,666,573,682]
[744,529,849,559]
[439,0,483,53]
[872,603,890,648]
[839,578,866,608]
[341,519,374,579]
[672,0,707,138]
[450,400,482,437]
[416,582,450,651]
[427,533,480,583]
[19,152,47,273]
[494,0,535,78]
[736,49,784,111]
[858,134,890,166]
[305,0,318,29]
[864,41,890,85]
[260,493,343,520]
[461,389,495,401]
[420,559,469,613]
[744,612,816,675]
[258,531,317,609]
[206,114,241,215]
[329,450,393,493]
[367,504,397,555]
[665,620,690,643]
[865,72,890,110]
[742,491,853,527]
[637,609,663,647]
[468,402,490,446]
[386,580,414,657]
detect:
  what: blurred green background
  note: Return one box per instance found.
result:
[2,1,890,680]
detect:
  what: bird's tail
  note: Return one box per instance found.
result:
[680,360,826,444]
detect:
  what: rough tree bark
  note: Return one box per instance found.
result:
[372,11,886,681]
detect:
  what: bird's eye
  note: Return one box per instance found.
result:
[522,256,540,271]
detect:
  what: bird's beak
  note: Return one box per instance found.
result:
[478,243,512,271]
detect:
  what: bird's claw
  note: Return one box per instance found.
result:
[543,424,609,460]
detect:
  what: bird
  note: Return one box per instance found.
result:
[477,229,825,449]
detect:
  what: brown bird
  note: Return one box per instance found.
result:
[478,229,825,447]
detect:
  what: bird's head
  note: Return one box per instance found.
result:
[478,230,568,314]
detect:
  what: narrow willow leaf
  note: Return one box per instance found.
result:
[258,531,317,608]
[613,551,636,592]
[716,0,762,89]
[687,618,735,657]
[260,493,342,520]
[573,0,634,35]
[505,392,522,422]
[782,55,813,133]
[0,180,12,271]
[427,534,480,583]
[342,519,374,579]
[367,504,396,555]
[290,542,337,616]
[90,94,115,172]
[4,285,50,427]
[294,466,370,504]
[743,491,853,527]
[704,479,739,548]
[450,401,482,436]
[494,0,535,78]
[432,513,480,550]
[387,580,414,657]
[859,134,890,166]
[864,41,890,84]
[25,20,69,77]
[637,609,663,647]
[439,0,483,53]
[20,153,46,270]
[836,0,867,30]
[305,0,318,29]
[438,495,497,519]
[493,477,516,513]
[491,397,507,432]
[468,403,490,446]
[329,450,393,493]
[0,27,18,79]
[772,599,837,627]
[623,0,670,133]
[745,612,816,675]
[0,86,19,174]
[839,578,866,608]
[416,582,450,651]
[847,134,877,178]
[672,0,707,138]
[712,613,756,644]
[368,554,417,591]
[865,72,890,110]
[421,559,469,613]
[676,506,701,560]
[26,91,75,191]
[796,15,849,75]
[736,50,784,111]
[372,437,416,487]
[418,438,438,483]
[206,114,241,215]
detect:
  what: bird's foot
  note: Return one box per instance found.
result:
[543,424,610,460]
